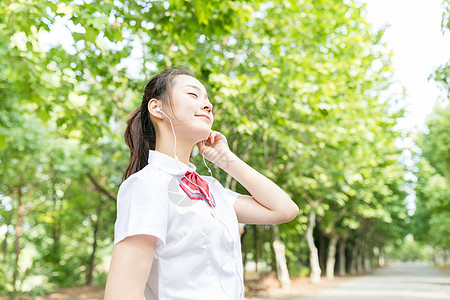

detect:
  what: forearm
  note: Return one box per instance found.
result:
[218,151,298,218]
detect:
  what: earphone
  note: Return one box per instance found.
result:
[155,107,180,163]
[155,106,244,298]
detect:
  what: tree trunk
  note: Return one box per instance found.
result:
[356,248,363,274]
[364,248,372,272]
[86,219,98,285]
[434,247,443,265]
[269,226,276,273]
[87,201,103,285]
[373,247,379,268]
[271,225,291,289]
[378,246,385,267]
[51,224,61,264]
[50,167,62,266]
[12,187,24,298]
[326,235,338,279]
[337,237,347,276]
[239,224,246,236]
[306,210,321,284]
[319,231,326,272]
[2,223,10,264]
[350,242,358,275]
[253,225,259,274]
[241,225,248,275]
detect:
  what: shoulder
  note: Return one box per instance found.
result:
[200,175,241,203]
[199,175,221,189]
[120,164,170,187]
[117,165,170,202]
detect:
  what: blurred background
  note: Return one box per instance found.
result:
[0,0,449,299]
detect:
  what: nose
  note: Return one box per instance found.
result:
[202,101,213,113]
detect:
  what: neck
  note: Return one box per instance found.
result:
[155,139,193,166]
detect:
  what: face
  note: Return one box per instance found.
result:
[168,75,214,142]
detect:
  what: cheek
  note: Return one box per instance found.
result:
[172,101,193,120]
[177,98,196,111]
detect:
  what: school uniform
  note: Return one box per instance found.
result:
[114,149,244,299]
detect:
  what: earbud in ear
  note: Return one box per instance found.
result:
[155,107,162,112]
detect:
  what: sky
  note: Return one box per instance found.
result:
[362,0,450,214]
[363,0,450,133]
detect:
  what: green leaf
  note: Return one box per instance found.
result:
[85,26,97,43]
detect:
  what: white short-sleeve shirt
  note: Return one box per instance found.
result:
[114,150,243,300]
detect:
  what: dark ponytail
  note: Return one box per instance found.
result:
[122,68,194,181]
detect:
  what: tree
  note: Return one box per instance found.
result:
[1,0,411,294]
[413,105,450,263]
[412,0,450,264]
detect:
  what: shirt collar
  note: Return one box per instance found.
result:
[148,150,197,175]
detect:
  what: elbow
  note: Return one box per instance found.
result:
[279,200,299,223]
[287,202,300,221]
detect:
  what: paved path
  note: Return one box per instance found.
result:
[297,262,450,300]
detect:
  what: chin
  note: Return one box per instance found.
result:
[198,129,211,141]
[181,126,211,144]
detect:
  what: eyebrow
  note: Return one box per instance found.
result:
[184,84,209,99]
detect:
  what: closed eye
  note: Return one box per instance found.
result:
[188,92,198,98]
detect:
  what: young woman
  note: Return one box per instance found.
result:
[104,68,299,300]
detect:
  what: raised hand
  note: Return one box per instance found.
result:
[196,130,233,169]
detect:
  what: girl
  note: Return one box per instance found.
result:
[104,68,299,300]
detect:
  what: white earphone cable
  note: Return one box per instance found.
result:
[202,140,213,178]
[157,108,214,186]
[157,108,243,298]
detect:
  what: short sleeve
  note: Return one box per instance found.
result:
[114,173,168,246]
[204,176,242,206]
[221,186,241,206]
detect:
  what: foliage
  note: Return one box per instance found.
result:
[412,0,450,260]
[0,0,415,295]
[413,105,450,250]
[386,234,433,262]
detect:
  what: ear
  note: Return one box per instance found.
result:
[148,98,163,119]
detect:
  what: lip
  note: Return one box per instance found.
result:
[195,114,211,121]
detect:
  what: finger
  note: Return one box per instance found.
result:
[196,141,204,152]
[203,132,209,145]
[213,131,221,144]
[214,132,224,144]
